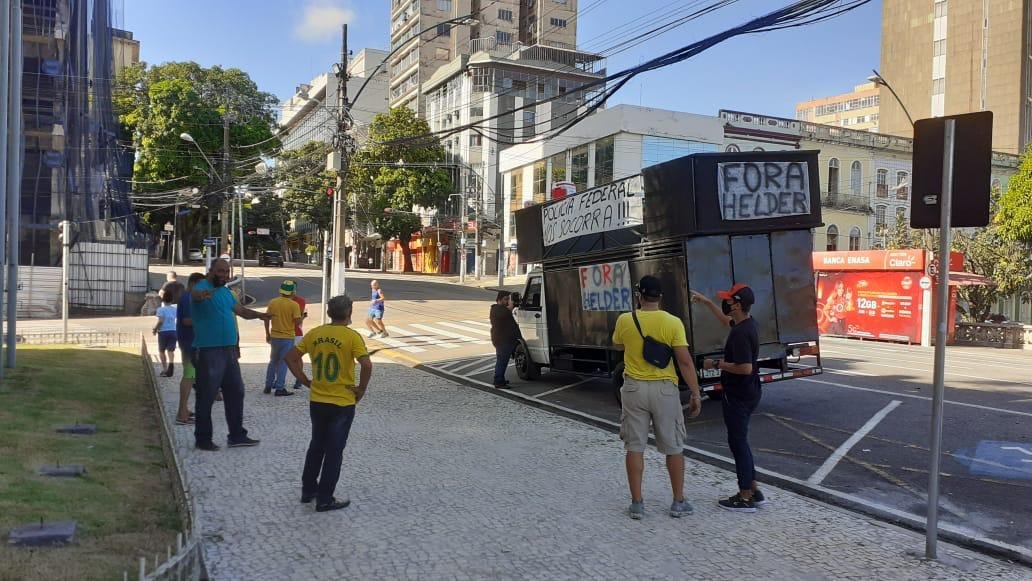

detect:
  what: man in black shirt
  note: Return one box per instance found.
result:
[692,283,766,512]
[489,291,520,389]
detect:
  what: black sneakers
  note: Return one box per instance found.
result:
[315,497,351,512]
[752,489,768,507]
[195,441,220,452]
[274,389,295,397]
[718,493,757,513]
[300,493,316,504]
[228,437,260,448]
[263,387,272,394]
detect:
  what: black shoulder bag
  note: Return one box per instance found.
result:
[631,310,674,369]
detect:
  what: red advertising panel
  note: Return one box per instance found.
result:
[816,271,924,343]
[813,249,925,272]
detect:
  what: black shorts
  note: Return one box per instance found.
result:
[158,331,178,352]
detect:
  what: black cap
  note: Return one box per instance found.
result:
[637,275,663,299]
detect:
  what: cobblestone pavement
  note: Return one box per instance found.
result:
[156,345,1030,580]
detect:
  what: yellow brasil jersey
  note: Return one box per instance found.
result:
[612,310,689,384]
[266,297,302,339]
[296,323,369,406]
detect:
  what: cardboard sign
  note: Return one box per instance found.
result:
[579,261,632,312]
[542,175,643,246]
[717,161,811,221]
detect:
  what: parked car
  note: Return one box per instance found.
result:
[187,248,204,263]
[258,250,284,267]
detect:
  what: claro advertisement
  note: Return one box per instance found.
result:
[816,271,925,343]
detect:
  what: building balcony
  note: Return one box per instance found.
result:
[821,192,872,213]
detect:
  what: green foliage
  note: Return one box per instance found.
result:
[271,141,337,233]
[998,145,1032,244]
[347,108,453,271]
[114,61,280,241]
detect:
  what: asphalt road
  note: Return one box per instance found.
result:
[142,268,1032,557]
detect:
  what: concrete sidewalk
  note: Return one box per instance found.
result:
[153,342,1028,580]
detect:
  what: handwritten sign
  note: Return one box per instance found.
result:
[579,260,632,312]
[542,175,643,246]
[717,161,811,221]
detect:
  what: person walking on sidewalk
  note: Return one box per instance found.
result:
[160,271,186,303]
[489,291,520,389]
[613,275,703,520]
[264,280,303,397]
[191,259,272,451]
[286,294,373,513]
[366,280,389,338]
[692,283,767,513]
[290,286,308,390]
[175,273,205,424]
[153,291,178,377]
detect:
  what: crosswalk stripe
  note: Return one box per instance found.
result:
[470,363,499,375]
[363,329,426,353]
[410,323,489,345]
[433,358,481,371]
[449,358,494,374]
[389,326,459,349]
[463,320,492,329]
[436,321,491,336]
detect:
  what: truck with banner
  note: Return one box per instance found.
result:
[511,151,825,398]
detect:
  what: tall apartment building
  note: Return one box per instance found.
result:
[388,0,579,112]
[795,82,880,131]
[880,0,1032,154]
[111,28,140,75]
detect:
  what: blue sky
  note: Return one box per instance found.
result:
[122,0,882,118]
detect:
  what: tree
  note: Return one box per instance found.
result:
[114,62,280,242]
[998,144,1032,244]
[347,108,453,272]
[271,142,336,233]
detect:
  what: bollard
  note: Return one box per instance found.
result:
[138,557,146,580]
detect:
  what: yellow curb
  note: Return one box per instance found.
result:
[369,347,423,368]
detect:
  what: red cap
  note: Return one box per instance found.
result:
[717,283,755,306]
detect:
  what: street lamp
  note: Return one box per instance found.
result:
[180,132,220,177]
[868,69,915,128]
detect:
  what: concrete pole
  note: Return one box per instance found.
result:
[5,0,21,368]
[238,194,245,302]
[221,111,231,252]
[331,23,349,296]
[61,221,71,343]
[459,188,467,285]
[170,201,178,267]
[321,230,330,324]
[0,0,11,377]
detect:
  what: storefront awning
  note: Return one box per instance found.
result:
[948,271,994,287]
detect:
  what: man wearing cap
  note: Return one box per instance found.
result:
[264,280,303,396]
[692,283,766,512]
[613,275,703,520]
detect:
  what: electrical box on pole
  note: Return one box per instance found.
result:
[910,111,993,229]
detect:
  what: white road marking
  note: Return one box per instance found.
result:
[798,377,1032,418]
[462,320,492,329]
[449,358,495,375]
[365,332,426,353]
[410,323,489,345]
[436,321,491,336]
[817,354,1032,388]
[389,326,459,349]
[433,358,482,371]
[807,400,903,486]
[471,363,499,376]
[535,377,596,398]
[1001,446,1032,463]
[821,340,1032,369]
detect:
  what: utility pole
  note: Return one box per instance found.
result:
[221,106,232,254]
[1,0,12,378]
[60,220,71,343]
[5,0,22,369]
[459,186,467,285]
[330,24,350,299]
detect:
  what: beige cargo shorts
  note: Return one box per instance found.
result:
[619,376,686,455]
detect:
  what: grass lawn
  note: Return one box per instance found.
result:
[0,346,181,580]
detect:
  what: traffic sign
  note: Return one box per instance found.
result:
[203,237,218,245]
[256,227,270,235]
[911,111,993,228]
[163,223,174,232]
[919,276,932,290]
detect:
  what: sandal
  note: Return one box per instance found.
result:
[175,417,195,425]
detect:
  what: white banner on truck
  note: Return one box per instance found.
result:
[579,260,633,312]
[542,175,643,246]
[717,161,811,221]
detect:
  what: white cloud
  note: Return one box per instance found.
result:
[293,2,355,43]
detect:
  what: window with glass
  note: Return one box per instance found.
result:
[498,8,513,21]
[876,169,888,198]
[550,152,566,186]
[826,225,839,251]
[725,144,740,152]
[642,136,718,167]
[523,110,536,139]
[509,171,524,213]
[469,133,482,147]
[895,171,909,200]
[550,18,567,27]
[594,136,614,186]
[827,158,840,195]
[875,205,887,226]
[532,161,547,203]
[896,206,907,225]
[438,0,452,11]
[849,226,862,251]
[571,146,589,191]
[437,23,451,36]
[496,30,512,44]
[850,161,862,195]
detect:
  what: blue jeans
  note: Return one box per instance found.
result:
[194,346,248,446]
[302,402,357,504]
[265,338,296,390]
[493,342,516,385]
[291,337,303,389]
[722,391,761,491]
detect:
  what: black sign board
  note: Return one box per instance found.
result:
[910,111,993,229]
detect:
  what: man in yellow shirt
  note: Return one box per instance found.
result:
[286,294,372,513]
[612,275,702,520]
[264,280,303,396]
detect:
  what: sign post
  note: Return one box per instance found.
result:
[910,111,991,560]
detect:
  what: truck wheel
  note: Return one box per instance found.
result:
[612,363,625,406]
[514,341,541,380]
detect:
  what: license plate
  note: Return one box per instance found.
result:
[699,368,721,379]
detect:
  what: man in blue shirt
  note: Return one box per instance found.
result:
[191,259,272,451]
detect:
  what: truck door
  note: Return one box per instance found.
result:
[516,273,549,363]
